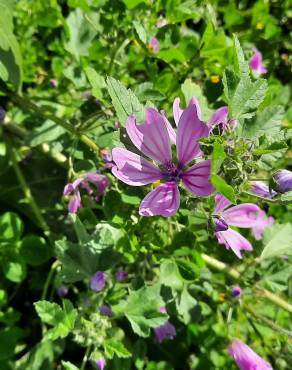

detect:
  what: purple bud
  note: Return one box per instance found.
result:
[96,358,106,370]
[90,271,106,292]
[250,181,276,199]
[57,286,69,297]
[0,107,6,122]
[159,306,167,314]
[213,216,229,232]
[99,304,113,317]
[154,321,176,343]
[115,270,128,282]
[148,37,160,53]
[231,286,242,298]
[50,79,58,88]
[249,48,267,75]
[228,340,272,370]
[272,169,292,193]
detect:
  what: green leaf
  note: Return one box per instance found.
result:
[176,260,199,281]
[19,235,51,266]
[34,300,77,340]
[176,286,197,324]
[24,340,55,370]
[84,66,105,100]
[0,0,22,89]
[232,34,249,79]
[64,9,99,61]
[3,259,26,283]
[0,327,22,360]
[241,106,284,139]
[27,120,66,147]
[0,212,23,242]
[160,260,183,290]
[106,76,144,124]
[124,0,146,9]
[181,78,212,121]
[281,191,292,202]
[103,339,131,359]
[211,141,226,174]
[133,21,147,44]
[116,285,167,337]
[55,222,121,282]
[261,224,292,259]
[62,361,80,370]
[211,175,236,204]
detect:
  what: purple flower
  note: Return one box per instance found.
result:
[115,270,128,282]
[57,286,69,297]
[90,271,106,292]
[214,194,261,258]
[154,321,176,343]
[148,37,160,53]
[63,173,109,213]
[159,306,167,314]
[250,181,276,199]
[228,339,273,370]
[0,106,5,122]
[249,48,267,75]
[251,210,274,240]
[213,215,229,232]
[272,169,292,193]
[96,358,106,370]
[231,286,242,297]
[112,101,214,217]
[172,97,236,134]
[50,79,58,88]
[99,304,113,317]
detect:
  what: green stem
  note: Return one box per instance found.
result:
[80,345,92,370]
[201,254,292,314]
[7,140,49,231]
[41,260,60,300]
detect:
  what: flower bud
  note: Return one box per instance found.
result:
[57,286,69,297]
[90,271,106,292]
[231,286,241,298]
[99,304,113,317]
[115,270,128,282]
[272,169,292,193]
[50,79,58,88]
[213,216,229,232]
[96,358,106,370]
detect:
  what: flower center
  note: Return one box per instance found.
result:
[161,161,182,182]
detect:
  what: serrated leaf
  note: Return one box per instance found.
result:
[104,339,131,359]
[211,175,236,204]
[211,141,226,174]
[233,34,249,79]
[115,285,167,337]
[241,106,284,139]
[133,21,146,44]
[106,76,144,124]
[261,224,292,259]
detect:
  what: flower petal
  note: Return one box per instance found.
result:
[126,111,171,163]
[68,191,82,214]
[173,96,202,126]
[139,182,180,217]
[216,228,253,258]
[208,106,229,129]
[181,160,214,196]
[160,110,176,144]
[112,148,163,186]
[251,210,274,240]
[215,194,231,213]
[223,203,261,228]
[176,103,209,166]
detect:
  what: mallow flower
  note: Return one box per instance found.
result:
[214,194,272,258]
[148,37,160,53]
[154,321,176,343]
[90,271,106,292]
[249,47,267,75]
[95,358,106,370]
[63,173,108,214]
[228,339,273,370]
[272,169,292,193]
[112,101,214,217]
[250,181,276,199]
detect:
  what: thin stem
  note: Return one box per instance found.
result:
[7,140,49,231]
[201,253,292,314]
[80,344,92,370]
[41,260,60,300]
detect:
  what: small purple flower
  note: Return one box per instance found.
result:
[90,271,106,292]
[213,216,229,232]
[250,181,276,199]
[214,194,262,258]
[251,210,274,240]
[99,304,113,317]
[148,37,160,53]
[50,79,58,88]
[96,358,106,370]
[159,306,167,314]
[57,286,69,297]
[154,321,176,343]
[272,169,292,193]
[63,173,109,214]
[249,48,267,75]
[228,339,273,370]
[112,100,214,217]
[231,286,242,298]
[115,270,128,282]
[0,107,5,122]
